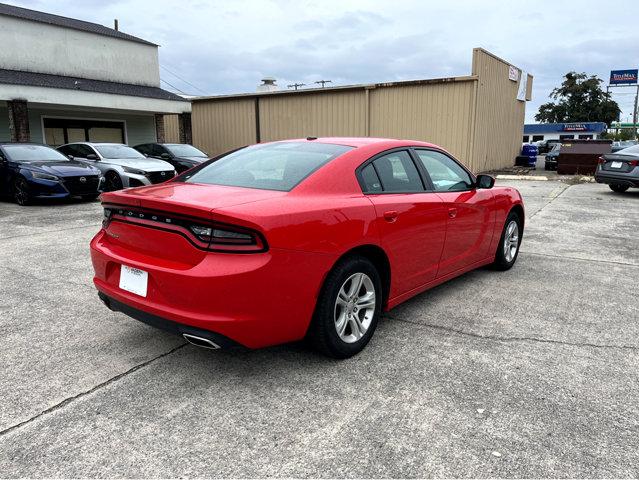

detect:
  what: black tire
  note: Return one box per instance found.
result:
[13,177,32,206]
[492,211,522,271]
[307,255,382,359]
[104,171,123,192]
[609,184,629,193]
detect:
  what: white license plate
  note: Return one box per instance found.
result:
[611,161,623,168]
[119,265,148,297]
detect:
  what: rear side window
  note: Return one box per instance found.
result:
[360,164,382,192]
[370,151,423,192]
[415,150,473,192]
[185,142,353,191]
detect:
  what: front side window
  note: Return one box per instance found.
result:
[94,144,145,159]
[415,150,473,192]
[3,144,69,162]
[370,151,423,192]
[185,141,353,191]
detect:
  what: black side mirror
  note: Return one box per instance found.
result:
[67,154,74,160]
[0,155,6,165]
[160,153,171,160]
[476,174,495,189]
[86,154,98,160]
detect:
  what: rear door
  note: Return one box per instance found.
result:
[413,148,495,277]
[359,149,447,296]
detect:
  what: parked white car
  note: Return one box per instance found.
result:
[57,142,176,191]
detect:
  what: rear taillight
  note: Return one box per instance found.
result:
[629,159,639,167]
[189,224,265,252]
[103,205,267,253]
[597,156,606,165]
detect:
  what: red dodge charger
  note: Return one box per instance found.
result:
[91,137,524,358]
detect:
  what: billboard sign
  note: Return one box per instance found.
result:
[609,69,638,85]
[563,123,588,131]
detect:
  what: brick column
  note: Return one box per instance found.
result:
[7,99,30,142]
[154,114,166,143]
[178,112,192,144]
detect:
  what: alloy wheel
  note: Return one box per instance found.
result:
[503,220,519,262]
[334,272,376,343]
[14,179,30,205]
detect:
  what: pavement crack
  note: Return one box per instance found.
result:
[0,343,187,437]
[385,314,639,352]
[530,184,570,218]
[521,251,639,268]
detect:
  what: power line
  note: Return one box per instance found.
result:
[160,64,208,95]
[160,78,188,95]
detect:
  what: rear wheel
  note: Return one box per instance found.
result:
[308,256,382,359]
[104,171,123,192]
[14,177,32,206]
[609,184,629,193]
[492,211,522,271]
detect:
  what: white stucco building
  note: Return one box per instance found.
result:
[0,3,191,146]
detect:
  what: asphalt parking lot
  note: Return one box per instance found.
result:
[1,179,638,478]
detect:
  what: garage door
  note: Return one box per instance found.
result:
[43,118,125,146]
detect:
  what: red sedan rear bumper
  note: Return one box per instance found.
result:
[90,229,335,348]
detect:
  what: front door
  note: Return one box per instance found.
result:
[413,148,495,277]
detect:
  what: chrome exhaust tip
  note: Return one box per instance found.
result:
[183,333,221,350]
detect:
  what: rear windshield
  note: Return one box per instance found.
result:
[184,142,353,191]
[2,144,69,162]
[617,144,639,156]
[165,144,208,158]
[95,144,145,159]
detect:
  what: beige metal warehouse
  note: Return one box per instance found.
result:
[167,48,533,172]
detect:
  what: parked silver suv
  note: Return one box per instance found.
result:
[57,142,176,191]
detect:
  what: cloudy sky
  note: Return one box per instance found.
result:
[10,0,639,122]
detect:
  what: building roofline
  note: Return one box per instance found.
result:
[192,75,478,102]
[0,68,189,102]
[0,3,157,46]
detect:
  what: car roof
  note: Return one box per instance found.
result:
[0,142,49,146]
[279,137,440,149]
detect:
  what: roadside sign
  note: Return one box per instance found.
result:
[609,69,638,85]
[508,65,519,82]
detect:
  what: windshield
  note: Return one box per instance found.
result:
[95,144,145,159]
[3,144,69,162]
[166,144,208,158]
[185,142,353,191]
[617,144,639,156]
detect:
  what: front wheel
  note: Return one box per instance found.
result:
[609,184,629,193]
[308,256,382,359]
[492,212,522,271]
[14,177,32,206]
[104,171,123,192]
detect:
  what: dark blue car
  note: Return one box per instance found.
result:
[0,143,103,205]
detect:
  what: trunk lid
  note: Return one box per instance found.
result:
[101,181,286,219]
[601,153,639,173]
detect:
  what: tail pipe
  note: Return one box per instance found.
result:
[183,333,221,350]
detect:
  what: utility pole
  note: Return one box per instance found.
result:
[314,80,332,88]
[287,83,305,90]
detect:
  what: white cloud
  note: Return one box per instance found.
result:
[10,0,639,122]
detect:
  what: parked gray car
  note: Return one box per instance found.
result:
[595,143,639,193]
[57,143,176,191]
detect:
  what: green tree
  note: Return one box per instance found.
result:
[535,72,621,125]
